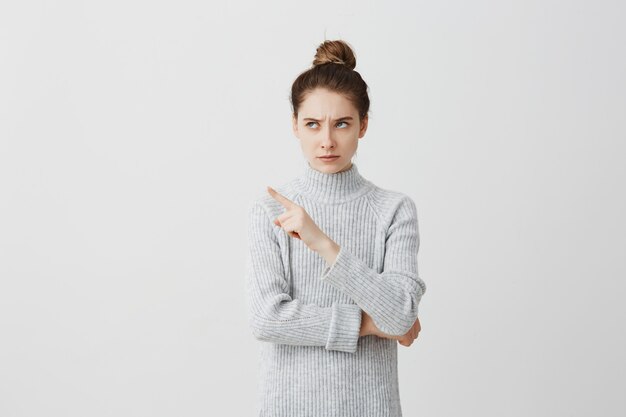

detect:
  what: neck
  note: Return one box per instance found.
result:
[295,161,372,204]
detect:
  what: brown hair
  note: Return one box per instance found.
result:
[290,40,370,122]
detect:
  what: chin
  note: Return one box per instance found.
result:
[313,158,349,173]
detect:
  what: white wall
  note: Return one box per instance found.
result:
[1,1,624,416]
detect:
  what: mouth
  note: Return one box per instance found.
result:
[318,155,340,160]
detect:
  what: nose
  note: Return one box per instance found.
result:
[320,124,335,149]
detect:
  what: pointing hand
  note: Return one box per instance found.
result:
[267,186,329,252]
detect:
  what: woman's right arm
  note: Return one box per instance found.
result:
[245,201,364,354]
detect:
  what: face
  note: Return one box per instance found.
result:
[292,87,368,174]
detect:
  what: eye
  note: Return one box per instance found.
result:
[305,121,318,128]
[336,121,349,128]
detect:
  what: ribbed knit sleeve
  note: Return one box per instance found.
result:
[320,195,426,336]
[245,201,363,353]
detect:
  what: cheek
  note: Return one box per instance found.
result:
[299,131,315,143]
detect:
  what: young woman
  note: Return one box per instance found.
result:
[245,39,427,417]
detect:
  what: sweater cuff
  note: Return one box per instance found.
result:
[321,245,371,290]
[325,303,362,354]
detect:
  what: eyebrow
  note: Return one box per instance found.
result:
[303,116,354,122]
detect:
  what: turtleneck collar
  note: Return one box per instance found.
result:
[295,161,373,204]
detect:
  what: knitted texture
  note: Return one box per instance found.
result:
[245,162,426,417]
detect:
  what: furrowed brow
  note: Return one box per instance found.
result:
[302,116,354,122]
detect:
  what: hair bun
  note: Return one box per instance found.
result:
[312,40,357,70]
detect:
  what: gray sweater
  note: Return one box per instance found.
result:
[244,162,427,417]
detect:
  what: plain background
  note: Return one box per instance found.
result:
[1,1,625,416]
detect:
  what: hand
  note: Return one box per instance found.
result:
[396,317,421,347]
[267,186,330,252]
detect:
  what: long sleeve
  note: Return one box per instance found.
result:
[320,195,427,336]
[244,201,363,353]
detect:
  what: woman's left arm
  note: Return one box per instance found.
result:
[318,195,427,337]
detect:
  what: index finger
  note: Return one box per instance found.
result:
[267,186,296,209]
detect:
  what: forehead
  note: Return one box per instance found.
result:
[298,88,358,119]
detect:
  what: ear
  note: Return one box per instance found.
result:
[292,114,299,138]
[358,115,368,138]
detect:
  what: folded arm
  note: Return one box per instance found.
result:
[319,195,426,336]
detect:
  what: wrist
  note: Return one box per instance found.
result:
[359,311,373,336]
[315,237,339,265]
[311,234,331,252]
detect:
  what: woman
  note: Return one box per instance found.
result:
[245,39,427,417]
